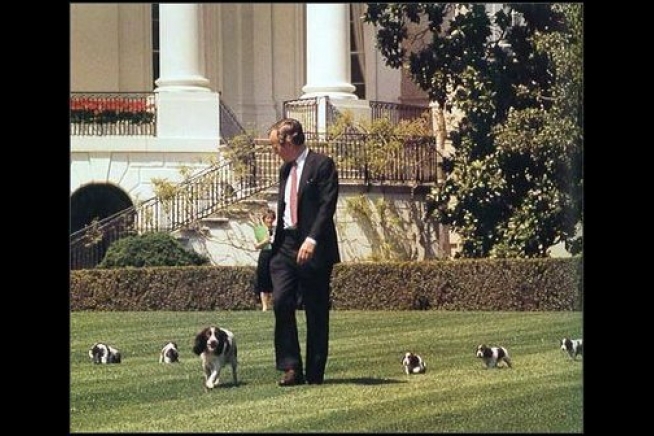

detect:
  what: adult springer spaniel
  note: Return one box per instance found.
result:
[192,326,238,390]
[89,342,122,364]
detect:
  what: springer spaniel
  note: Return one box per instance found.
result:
[160,341,180,363]
[560,337,582,360]
[192,326,238,390]
[402,352,427,375]
[476,344,512,369]
[89,342,122,364]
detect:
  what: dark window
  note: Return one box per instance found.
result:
[350,11,365,99]
[152,4,159,89]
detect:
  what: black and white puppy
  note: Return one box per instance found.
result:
[89,342,122,364]
[160,341,180,363]
[560,338,582,360]
[192,326,238,389]
[402,352,426,374]
[476,344,512,369]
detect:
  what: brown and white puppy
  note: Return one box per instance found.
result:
[402,352,427,375]
[476,344,512,369]
[192,326,238,390]
[560,338,582,360]
[89,342,122,364]
[160,341,179,363]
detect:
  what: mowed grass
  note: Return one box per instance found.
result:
[70,310,583,433]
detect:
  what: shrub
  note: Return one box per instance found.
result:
[97,232,210,268]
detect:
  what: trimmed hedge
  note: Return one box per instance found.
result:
[70,257,582,311]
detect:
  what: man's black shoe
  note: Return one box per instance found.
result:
[278,369,305,387]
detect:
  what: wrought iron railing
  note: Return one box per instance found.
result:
[283,97,431,137]
[219,97,247,141]
[283,97,329,139]
[70,92,247,141]
[70,94,430,139]
[369,100,431,124]
[70,92,156,136]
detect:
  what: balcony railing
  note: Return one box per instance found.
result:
[70,92,156,136]
[70,92,248,140]
[369,100,431,125]
[70,94,431,139]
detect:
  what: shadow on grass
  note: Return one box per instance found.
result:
[204,381,243,390]
[323,377,405,386]
[201,378,405,389]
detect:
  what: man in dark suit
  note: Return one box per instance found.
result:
[268,118,340,386]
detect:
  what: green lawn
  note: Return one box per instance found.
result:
[70,310,583,432]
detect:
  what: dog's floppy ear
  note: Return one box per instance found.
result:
[192,328,208,355]
[90,343,105,363]
[216,328,229,355]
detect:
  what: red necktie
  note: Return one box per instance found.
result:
[289,161,298,226]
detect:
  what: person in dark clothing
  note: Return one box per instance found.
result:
[268,118,340,387]
[253,208,276,311]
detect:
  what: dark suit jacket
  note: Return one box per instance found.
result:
[271,149,340,268]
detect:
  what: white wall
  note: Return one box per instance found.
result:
[70,4,121,91]
[70,4,153,92]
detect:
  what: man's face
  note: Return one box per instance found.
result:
[270,129,295,163]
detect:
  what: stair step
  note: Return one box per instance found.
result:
[240,198,270,206]
[200,217,229,224]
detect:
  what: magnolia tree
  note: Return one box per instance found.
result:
[364,3,583,258]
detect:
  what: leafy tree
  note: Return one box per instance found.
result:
[364,3,583,258]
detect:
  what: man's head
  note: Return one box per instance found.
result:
[269,118,306,163]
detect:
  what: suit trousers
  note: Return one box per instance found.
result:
[269,228,332,383]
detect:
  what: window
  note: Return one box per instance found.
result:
[152,3,160,89]
[350,4,366,99]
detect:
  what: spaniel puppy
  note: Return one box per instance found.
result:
[89,342,122,364]
[160,341,180,363]
[402,352,427,375]
[192,326,238,390]
[476,344,512,369]
[560,338,582,360]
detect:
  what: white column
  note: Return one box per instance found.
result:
[301,4,357,100]
[153,4,219,139]
[155,3,210,92]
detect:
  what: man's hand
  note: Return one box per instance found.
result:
[297,239,316,264]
